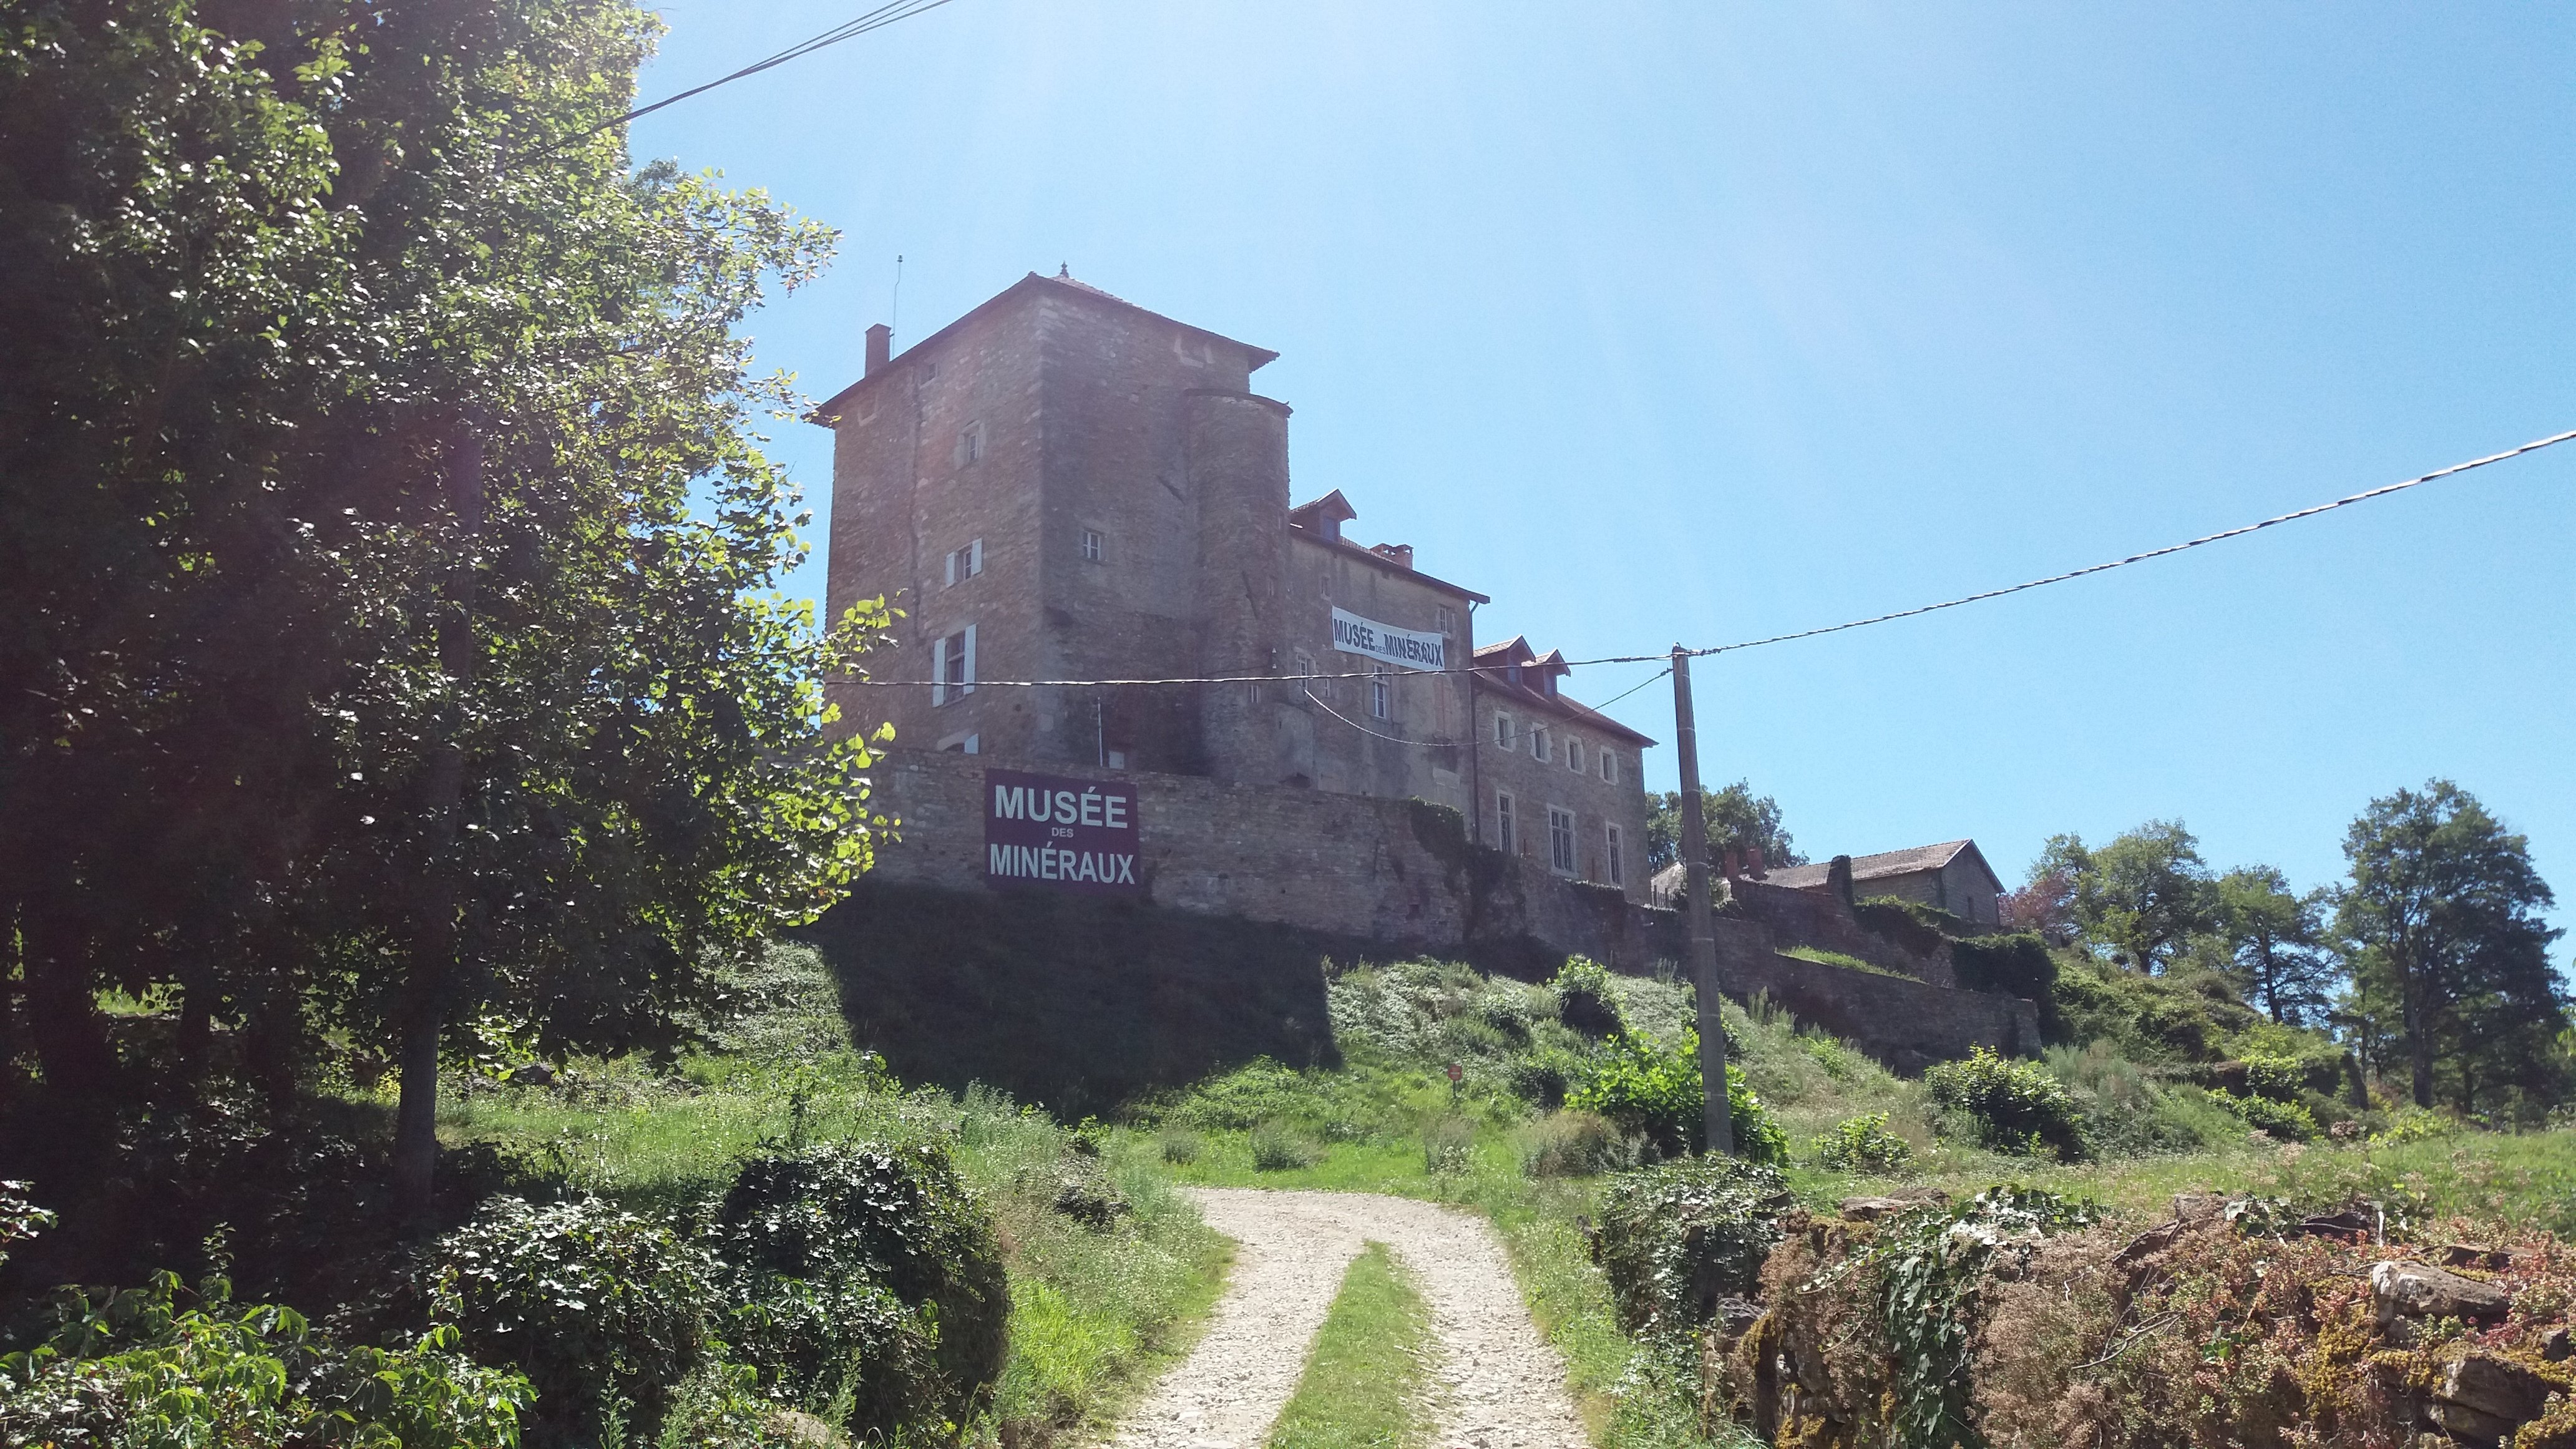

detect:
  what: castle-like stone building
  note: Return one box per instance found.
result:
[816,271,1654,899]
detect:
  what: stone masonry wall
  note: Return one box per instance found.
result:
[1710,915,2037,1074]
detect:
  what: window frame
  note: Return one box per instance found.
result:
[1600,751,1616,784]
[1496,790,1516,857]
[1493,712,1513,748]
[944,538,983,587]
[1369,673,1390,720]
[1547,806,1577,875]
[1530,726,1548,763]
[1607,824,1624,887]
[932,623,977,706]
[1567,739,1584,774]
[1080,529,1105,564]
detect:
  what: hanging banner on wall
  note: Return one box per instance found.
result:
[983,769,1143,895]
[1329,607,1447,671]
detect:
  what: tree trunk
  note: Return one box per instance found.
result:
[391,988,444,1226]
[20,907,115,1100]
[2404,978,2436,1110]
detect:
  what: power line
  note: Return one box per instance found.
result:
[838,424,2575,691]
[511,0,962,165]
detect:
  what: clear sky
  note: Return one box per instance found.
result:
[631,2,2575,944]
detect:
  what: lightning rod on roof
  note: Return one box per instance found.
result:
[891,254,904,344]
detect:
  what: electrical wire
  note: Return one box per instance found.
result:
[839,424,2575,690]
[510,0,962,165]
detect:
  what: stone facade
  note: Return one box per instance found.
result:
[1470,638,1652,895]
[1761,839,2006,925]
[814,271,1654,902]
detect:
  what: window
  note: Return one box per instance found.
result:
[932,625,975,706]
[1105,749,1128,769]
[955,422,985,467]
[1370,674,1390,720]
[1493,713,1514,748]
[1081,529,1104,563]
[1496,792,1516,857]
[1600,751,1616,784]
[938,731,980,755]
[1435,605,1456,637]
[944,539,983,586]
[1548,807,1576,874]
[920,359,939,382]
[1566,739,1584,774]
[1607,825,1624,887]
[1531,727,1548,763]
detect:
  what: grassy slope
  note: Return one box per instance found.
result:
[431,947,1229,1448]
[1266,1242,1435,1449]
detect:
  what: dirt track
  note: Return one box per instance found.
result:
[1106,1188,1589,1449]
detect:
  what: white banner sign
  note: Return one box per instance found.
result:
[1330,607,1447,671]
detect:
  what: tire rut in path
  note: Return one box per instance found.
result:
[1107,1188,1588,1449]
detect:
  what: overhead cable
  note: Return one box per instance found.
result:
[839,424,2575,690]
[510,0,962,165]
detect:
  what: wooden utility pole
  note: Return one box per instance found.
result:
[1671,646,1733,1156]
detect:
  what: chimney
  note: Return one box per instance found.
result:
[1370,542,1415,569]
[864,323,892,377]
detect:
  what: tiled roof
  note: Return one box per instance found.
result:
[1470,635,1655,746]
[1762,841,1997,892]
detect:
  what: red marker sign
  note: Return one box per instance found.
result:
[1445,1063,1463,1083]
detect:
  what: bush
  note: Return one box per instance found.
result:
[425,1194,714,1447]
[1423,1115,1476,1176]
[1592,1156,1793,1345]
[1925,1046,2088,1160]
[707,1142,1008,1433]
[1810,1113,1915,1174]
[1567,1028,1788,1164]
[2046,1041,2237,1156]
[1248,1121,1320,1171]
[1515,1110,1631,1178]
[1550,956,1622,1037]
[1155,1126,1202,1165]
[2222,1091,2320,1142]
[1505,1047,1579,1108]
[0,1270,530,1449]
[1949,932,2058,1008]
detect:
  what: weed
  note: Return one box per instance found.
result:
[1250,1121,1322,1172]
[1810,1113,1915,1174]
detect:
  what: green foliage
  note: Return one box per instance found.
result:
[1949,932,2059,1006]
[1566,1028,1787,1165]
[2219,1092,2320,1142]
[0,1269,530,1448]
[1593,1156,1793,1345]
[1549,956,1622,1038]
[1847,1187,2100,1449]
[2042,1042,2238,1156]
[2338,779,2568,1115]
[1810,1113,1915,1174]
[707,1142,1007,1432]
[1423,1115,1476,1176]
[424,1196,715,1448]
[1642,781,1801,877]
[1514,1110,1633,1178]
[1249,1121,1321,1171]
[1154,1128,1202,1166]
[2213,866,2339,1025]
[2045,822,2221,972]
[1925,1046,2088,1161]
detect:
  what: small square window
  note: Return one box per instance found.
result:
[944,539,983,587]
[1081,529,1104,563]
[1105,748,1128,769]
[920,359,939,382]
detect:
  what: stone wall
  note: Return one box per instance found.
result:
[1719,876,1958,988]
[1710,917,2039,1074]
[861,748,1680,975]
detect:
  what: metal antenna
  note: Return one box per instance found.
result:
[891,255,904,343]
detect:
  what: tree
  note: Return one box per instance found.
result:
[1644,781,1800,877]
[0,0,890,1217]
[2212,866,2338,1025]
[2001,840,2084,940]
[2337,781,2565,1113]
[2059,822,2218,972]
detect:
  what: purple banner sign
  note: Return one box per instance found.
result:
[983,769,1143,895]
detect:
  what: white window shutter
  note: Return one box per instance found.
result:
[962,623,977,693]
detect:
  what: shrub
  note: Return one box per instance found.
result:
[1506,1047,1579,1108]
[2371,1105,2454,1144]
[1551,956,1622,1037]
[1171,1058,1314,1131]
[708,1143,1008,1433]
[1567,1028,1787,1164]
[426,1194,714,1447]
[1156,1126,1202,1165]
[1248,1121,1320,1171]
[2222,1091,2320,1142]
[2046,1041,2235,1156]
[1515,1110,1630,1178]
[1810,1113,1915,1174]
[0,1270,530,1449]
[1423,1115,1476,1176]
[1593,1156,1793,1345]
[1925,1046,2088,1160]
[1949,932,2059,1010]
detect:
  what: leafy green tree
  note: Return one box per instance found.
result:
[1644,781,1800,877]
[2338,781,2565,1112]
[2048,822,2218,972]
[0,0,890,1217]
[2213,866,2339,1025]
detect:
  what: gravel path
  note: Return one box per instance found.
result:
[1107,1188,1589,1449]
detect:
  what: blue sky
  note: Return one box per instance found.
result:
[633,2,2575,940]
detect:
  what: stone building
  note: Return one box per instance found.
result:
[1762,839,2006,925]
[812,270,1657,900]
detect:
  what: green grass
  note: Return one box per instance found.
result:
[1266,1242,1436,1449]
[424,945,1232,1448]
[1776,946,1913,979]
